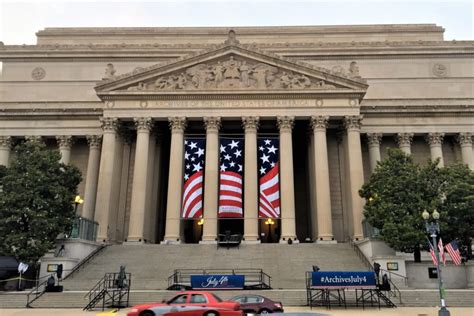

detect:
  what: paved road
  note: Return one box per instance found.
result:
[0,307,473,316]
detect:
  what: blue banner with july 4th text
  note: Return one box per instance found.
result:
[191,275,245,290]
[311,271,376,289]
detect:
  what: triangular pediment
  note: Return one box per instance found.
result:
[95,39,368,99]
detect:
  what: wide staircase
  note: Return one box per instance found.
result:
[62,243,366,291]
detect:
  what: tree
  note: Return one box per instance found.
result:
[359,149,447,261]
[0,141,82,263]
[439,163,474,260]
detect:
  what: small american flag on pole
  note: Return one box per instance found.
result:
[218,138,244,218]
[445,240,462,265]
[428,239,438,266]
[258,138,280,218]
[182,138,206,219]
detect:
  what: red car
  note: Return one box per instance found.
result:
[164,307,243,316]
[229,294,284,314]
[127,291,240,316]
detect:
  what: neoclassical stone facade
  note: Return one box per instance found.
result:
[0,25,472,244]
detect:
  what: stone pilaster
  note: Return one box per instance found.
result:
[426,133,445,167]
[127,117,154,243]
[163,117,187,243]
[344,115,365,240]
[457,133,473,170]
[367,133,382,172]
[277,116,297,242]
[56,135,74,164]
[396,133,414,155]
[242,116,259,242]
[144,132,157,242]
[202,117,221,243]
[0,136,12,167]
[95,117,119,242]
[310,116,334,242]
[82,135,102,220]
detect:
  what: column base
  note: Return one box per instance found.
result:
[123,240,146,245]
[242,240,260,244]
[279,238,299,244]
[316,239,337,244]
[199,240,217,244]
[243,235,259,242]
[352,235,364,242]
[160,239,182,245]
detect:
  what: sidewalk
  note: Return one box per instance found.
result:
[0,307,473,316]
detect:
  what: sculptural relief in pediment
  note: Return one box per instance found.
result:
[126,56,338,91]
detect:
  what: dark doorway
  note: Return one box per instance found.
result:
[183,219,203,243]
[218,219,244,236]
[259,218,280,243]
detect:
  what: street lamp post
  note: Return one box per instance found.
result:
[422,209,450,316]
[74,195,84,213]
[197,218,204,241]
[264,218,274,243]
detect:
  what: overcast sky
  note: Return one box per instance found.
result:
[0,0,472,44]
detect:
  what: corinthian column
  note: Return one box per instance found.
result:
[344,115,365,240]
[426,133,445,167]
[127,117,153,243]
[310,116,334,242]
[277,116,297,242]
[82,135,102,220]
[0,136,12,167]
[242,116,259,242]
[367,133,382,172]
[95,117,119,242]
[56,135,73,164]
[163,117,187,243]
[457,133,473,169]
[202,117,221,243]
[396,133,414,155]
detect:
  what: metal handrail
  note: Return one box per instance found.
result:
[26,279,48,308]
[64,244,107,280]
[380,268,408,284]
[350,241,374,271]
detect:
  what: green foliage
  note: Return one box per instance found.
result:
[359,149,447,253]
[0,141,82,263]
[439,163,474,258]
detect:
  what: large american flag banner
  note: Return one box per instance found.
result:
[258,138,280,218]
[218,138,244,218]
[182,138,206,219]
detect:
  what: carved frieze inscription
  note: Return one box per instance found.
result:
[153,99,321,108]
[127,56,338,91]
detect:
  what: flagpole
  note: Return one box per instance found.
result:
[422,209,450,316]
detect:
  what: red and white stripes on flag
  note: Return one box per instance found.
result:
[218,138,244,218]
[445,240,462,265]
[428,239,438,266]
[438,238,446,265]
[181,138,206,219]
[258,138,280,218]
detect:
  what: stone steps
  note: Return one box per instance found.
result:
[62,243,367,290]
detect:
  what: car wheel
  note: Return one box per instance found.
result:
[204,311,220,316]
[258,309,271,314]
[140,311,155,316]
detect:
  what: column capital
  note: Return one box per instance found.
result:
[86,135,102,149]
[343,115,363,130]
[0,136,12,148]
[56,135,74,149]
[277,116,295,131]
[203,117,222,132]
[168,117,187,132]
[100,117,119,132]
[396,133,414,146]
[134,117,154,131]
[25,135,42,143]
[426,132,445,146]
[457,132,472,146]
[310,116,329,131]
[242,116,260,131]
[366,133,383,146]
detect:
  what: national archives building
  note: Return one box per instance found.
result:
[0,25,472,245]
